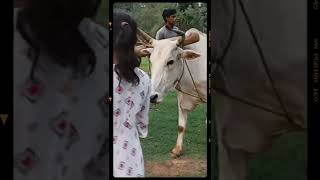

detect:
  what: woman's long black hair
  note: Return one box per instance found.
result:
[113,12,141,86]
[16,0,101,80]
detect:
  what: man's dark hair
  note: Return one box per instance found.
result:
[16,0,102,79]
[162,9,177,22]
[113,12,141,86]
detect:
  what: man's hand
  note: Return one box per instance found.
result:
[134,45,152,57]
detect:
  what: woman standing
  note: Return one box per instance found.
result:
[113,12,151,177]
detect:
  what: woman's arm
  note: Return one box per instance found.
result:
[136,78,151,138]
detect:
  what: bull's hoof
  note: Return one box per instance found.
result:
[171,146,183,158]
[171,152,182,158]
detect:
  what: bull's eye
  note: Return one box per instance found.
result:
[167,60,174,66]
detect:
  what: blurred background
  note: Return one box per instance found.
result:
[114,2,207,37]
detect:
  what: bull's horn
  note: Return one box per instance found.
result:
[181,32,200,46]
[137,28,154,45]
[172,29,185,46]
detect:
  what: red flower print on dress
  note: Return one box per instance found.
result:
[125,97,135,109]
[123,119,133,129]
[21,78,45,103]
[137,113,144,119]
[138,122,147,130]
[49,111,80,150]
[123,141,128,149]
[125,97,132,106]
[114,108,121,117]
[14,148,39,174]
[49,111,69,138]
[118,161,125,170]
[140,91,145,99]
[115,85,124,94]
[131,148,136,156]
[127,167,133,176]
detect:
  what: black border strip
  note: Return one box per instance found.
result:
[308,1,320,180]
[109,0,212,179]
[1,2,13,180]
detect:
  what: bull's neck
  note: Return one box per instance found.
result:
[175,60,207,100]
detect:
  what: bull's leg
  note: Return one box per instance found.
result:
[172,94,198,158]
[171,100,189,158]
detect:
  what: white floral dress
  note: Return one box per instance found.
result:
[14,8,109,180]
[113,65,151,177]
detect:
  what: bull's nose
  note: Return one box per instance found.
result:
[150,94,158,103]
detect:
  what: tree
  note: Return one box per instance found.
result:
[113,3,207,36]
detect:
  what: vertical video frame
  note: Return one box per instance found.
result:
[112,1,209,178]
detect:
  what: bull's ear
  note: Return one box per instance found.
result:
[182,50,201,60]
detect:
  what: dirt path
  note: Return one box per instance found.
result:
[145,157,207,177]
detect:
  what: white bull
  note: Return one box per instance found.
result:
[136,28,207,157]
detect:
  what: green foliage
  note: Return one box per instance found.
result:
[175,3,207,33]
[113,2,207,37]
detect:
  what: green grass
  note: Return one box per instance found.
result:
[141,91,207,161]
[139,57,150,72]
